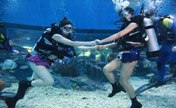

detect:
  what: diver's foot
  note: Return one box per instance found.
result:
[5,97,17,108]
[108,88,121,97]
[15,80,31,99]
[108,82,126,97]
[130,101,142,108]
[155,81,165,88]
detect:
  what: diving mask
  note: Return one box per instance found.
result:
[120,10,131,21]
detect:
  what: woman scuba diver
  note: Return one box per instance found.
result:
[5,17,98,108]
[97,7,144,108]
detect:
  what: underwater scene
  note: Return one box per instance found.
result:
[0,0,176,108]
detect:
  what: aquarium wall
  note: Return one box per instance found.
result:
[0,0,123,47]
[0,0,176,47]
[0,0,120,29]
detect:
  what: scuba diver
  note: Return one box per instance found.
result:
[0,20,14,53]
[0,16,17,100]
[149,11,176,82]
[97,6,160,108]
[97,7,143,108]
[5,17,99,108]
[0,32,14,53]
[135,10,176,96]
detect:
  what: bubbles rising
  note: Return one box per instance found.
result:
[112,0,130,11]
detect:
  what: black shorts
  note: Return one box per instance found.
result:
[120,50,140,63]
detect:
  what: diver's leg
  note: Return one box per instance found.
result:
[29,62,54,86]
[2,40,14,52]
[157,45,171,85]
[5,62,54,108]
[25,72,39,94]
[4,70,39,108]
[103,58,122,83]
[119,61,137,98]
[171,51,176,77]
[31,71,39,80]
[103,58,123,97]
[5,80,32,108]
[119,61,142,108]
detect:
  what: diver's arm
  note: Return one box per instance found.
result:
[75,46,97,50]
[100,23,138,44]
[95,42,117,51]
[52,34,96,46]
[103,42,117,48]
[75,43,116,50]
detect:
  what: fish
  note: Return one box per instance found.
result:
[20,65,29,69]
[146,73,155,77]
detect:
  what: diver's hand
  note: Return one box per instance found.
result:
[95,39,102,45]
[90,39,101,45]
[172,46,176,52]
[89,40,97,45]
[97,45,105,51]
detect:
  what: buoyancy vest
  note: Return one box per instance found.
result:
[34,29,76,61]
[116,15,146,51]
[155,18,175,45]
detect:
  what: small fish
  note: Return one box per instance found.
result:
[9,70,15,73]
[143,58,152,68]
[146,73,155,77]
[13,57,19,61]
[20,65,29,69]
[2,59,17,70]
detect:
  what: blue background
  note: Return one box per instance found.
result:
[0,0,120,30]
[0,0,176,47]
[1,0,176,30]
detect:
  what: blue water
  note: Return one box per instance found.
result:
[0,0,176,108]
[0,0,119,29]
[0,0,175,46]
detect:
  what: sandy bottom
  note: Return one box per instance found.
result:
[0,77,176,108]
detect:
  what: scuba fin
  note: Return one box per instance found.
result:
[135,83,156,96]
[135,74,173,96]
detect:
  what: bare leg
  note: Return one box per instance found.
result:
[103,58,123,97]
[29,62,54,87]
[31,72,39,80]
[119,61,137,98]
[5,62,54,108]
[119,61,142,108]
[103,58,122,83]
[25,72,39,94]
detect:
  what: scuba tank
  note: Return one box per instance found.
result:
[143,17,160,58]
